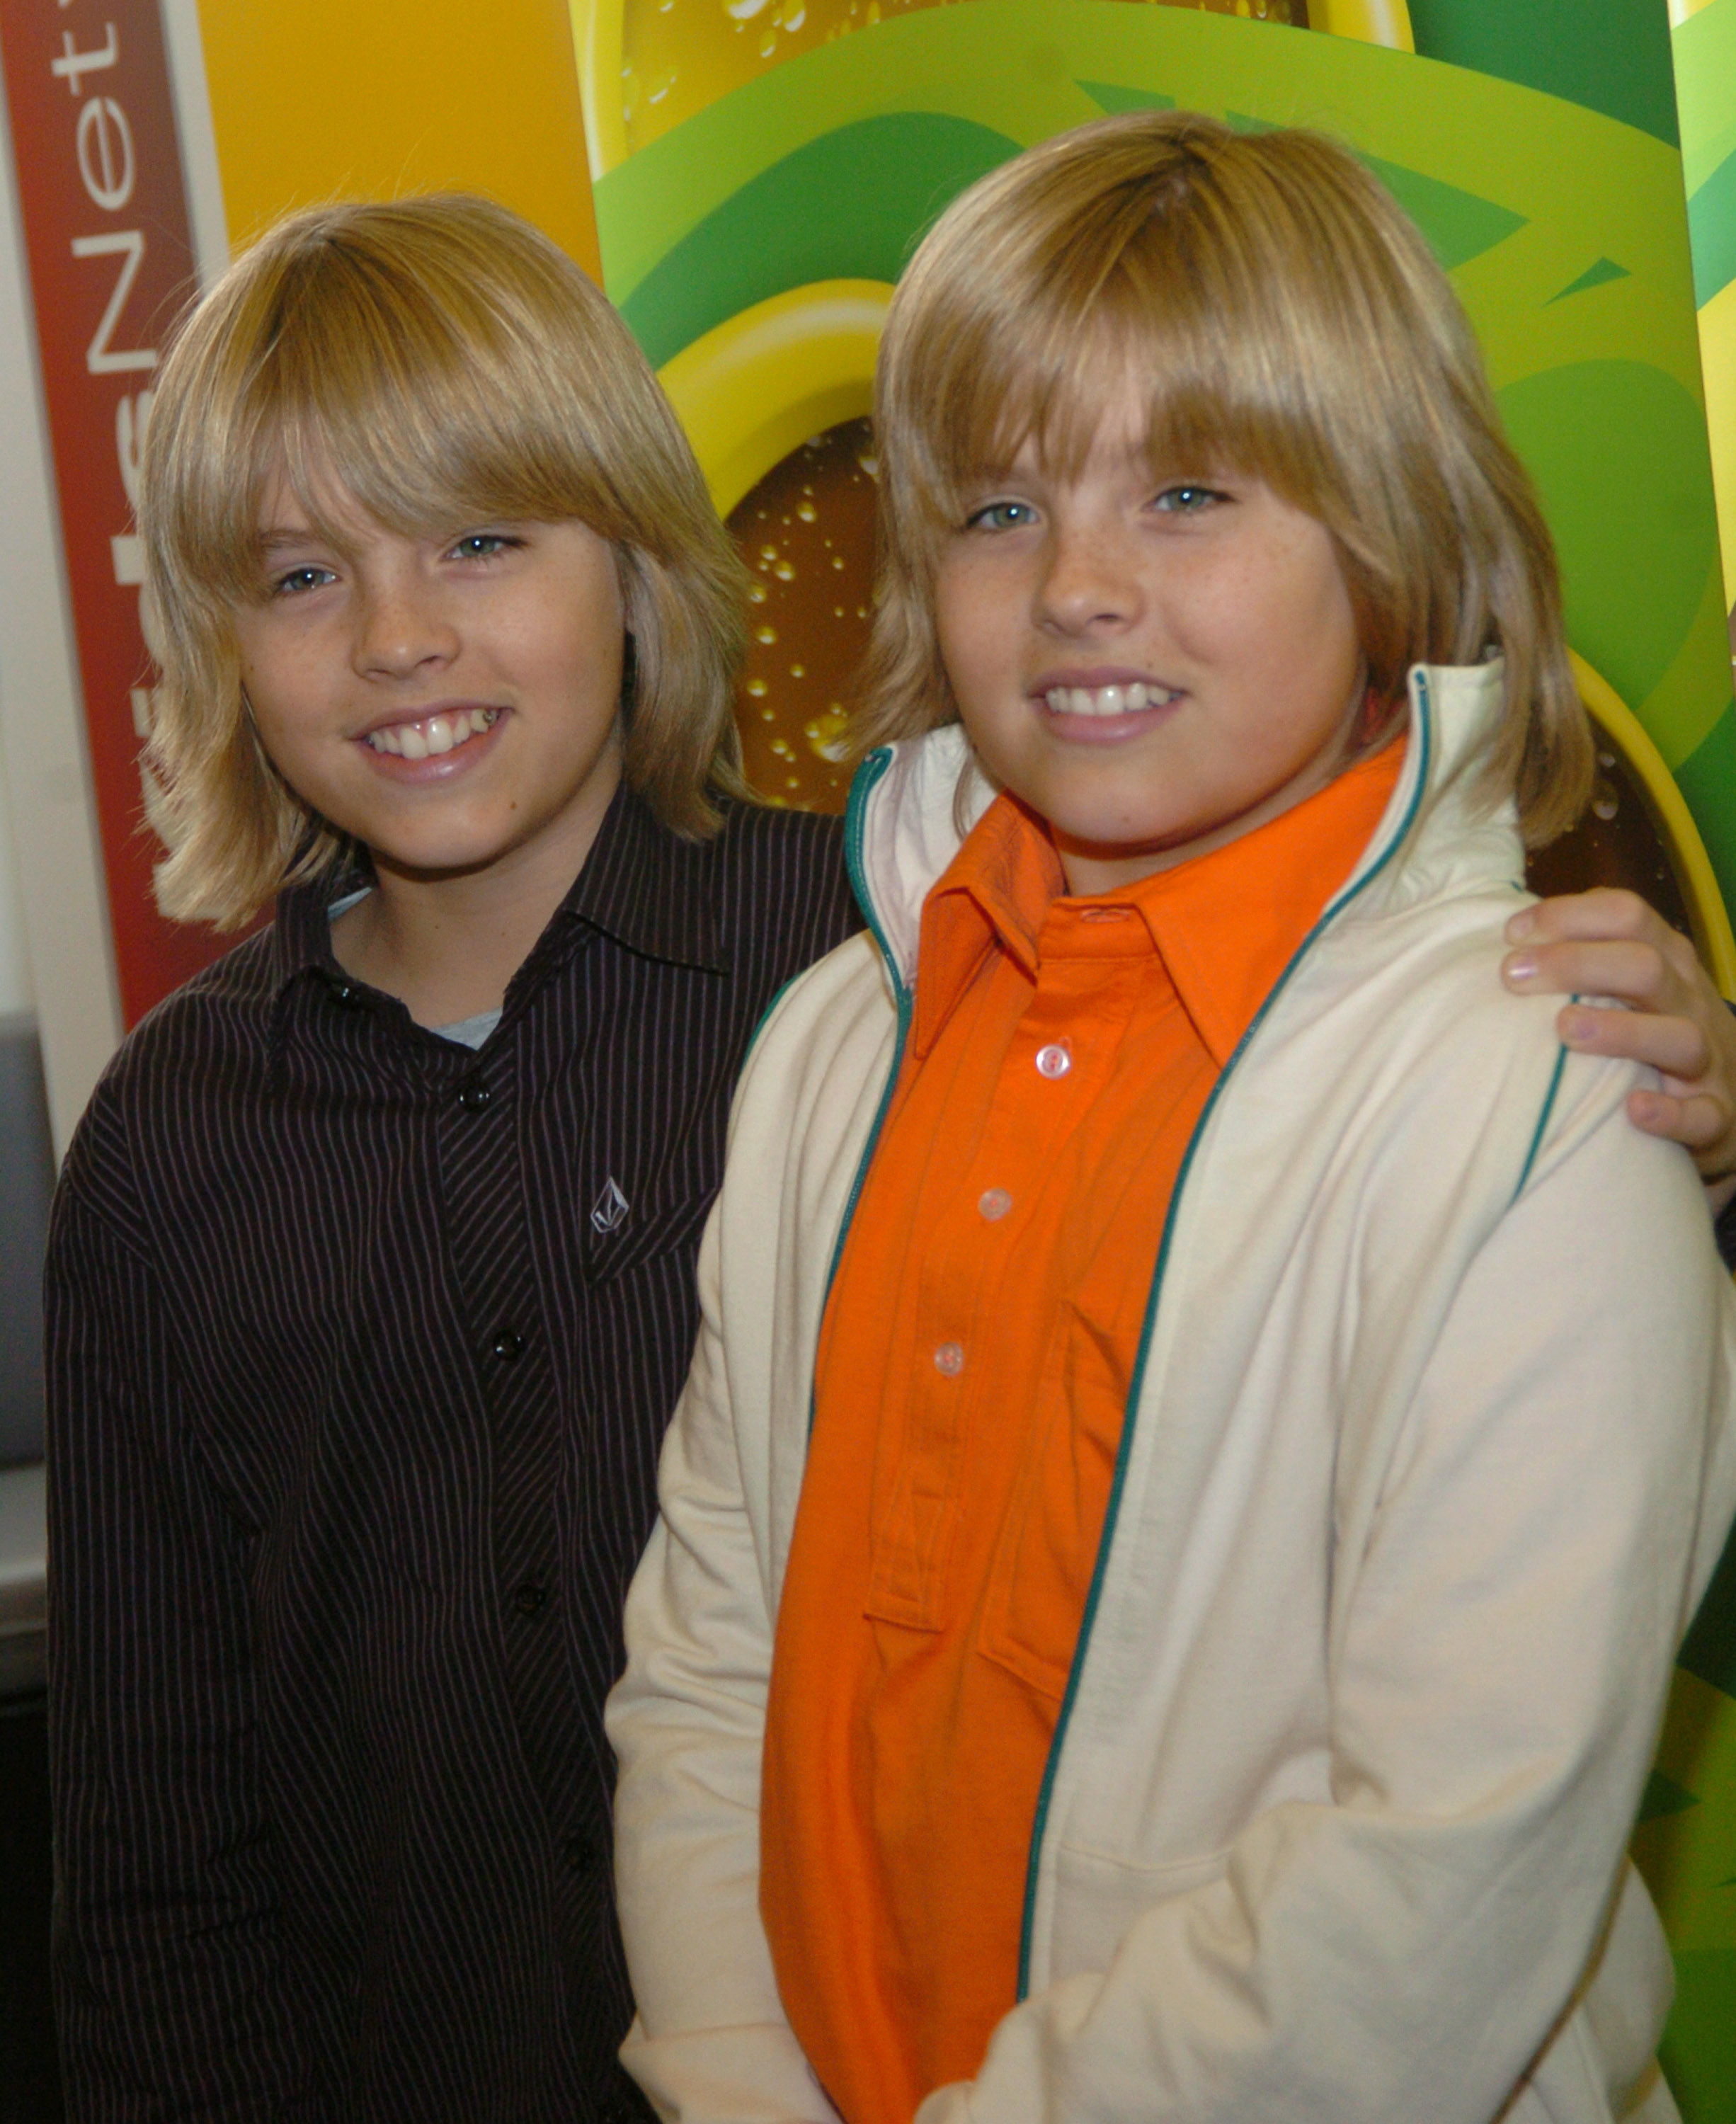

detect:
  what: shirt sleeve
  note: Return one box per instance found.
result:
[47,1160,323,2123]
[915,1056,1736,2124]
[607,1192,845,2124]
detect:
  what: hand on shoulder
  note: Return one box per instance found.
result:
[1503,888,1736,1211]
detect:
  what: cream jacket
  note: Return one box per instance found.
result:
[607,663,1736,2124]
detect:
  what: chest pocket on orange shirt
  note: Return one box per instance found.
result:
[977,1294,1129,1703]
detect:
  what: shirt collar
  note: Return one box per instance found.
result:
[555,782,726,973]
[915,741,1407,1069]
[267,781,727,1004]
[912,798,1059,1056]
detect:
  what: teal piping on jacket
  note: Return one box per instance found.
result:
[807,747,913,1437]
[1516,1027,1573,1199]
[1015,677,1441,1997]
[741,972,804,1079]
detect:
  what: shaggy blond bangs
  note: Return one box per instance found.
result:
[862,113,1591,845]
[142,193,749,930]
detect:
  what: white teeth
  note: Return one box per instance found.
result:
[364,708,500,758]
[1044,681,1170,718]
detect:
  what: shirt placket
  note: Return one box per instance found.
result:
[434,1020,605,1928]
[865,920,1143,1630]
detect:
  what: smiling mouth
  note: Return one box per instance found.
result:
[1041,683,1182,719]
[362,707,501,760]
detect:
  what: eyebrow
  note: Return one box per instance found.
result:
[256,528,325,556]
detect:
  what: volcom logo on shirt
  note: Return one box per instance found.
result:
[590,1177,630,1234]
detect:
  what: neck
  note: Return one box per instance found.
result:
[331,753,623,1029]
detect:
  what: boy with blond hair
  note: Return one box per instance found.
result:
[608,116,1736,2124]
[45,197,857,2124]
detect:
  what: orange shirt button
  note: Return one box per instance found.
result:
[1034,1042,1071,1079]
[933,1341,966,1376]
[978,1188,1013,1221]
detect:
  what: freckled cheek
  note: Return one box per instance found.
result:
[936,562,1021,673]
[239,649,350,776]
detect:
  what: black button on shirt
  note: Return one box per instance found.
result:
[45,789,859,2124]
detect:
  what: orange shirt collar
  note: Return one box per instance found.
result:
[915,741,1407,1070]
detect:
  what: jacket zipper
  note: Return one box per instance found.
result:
[806,748,913,1437]
[1014,681,1439,1997]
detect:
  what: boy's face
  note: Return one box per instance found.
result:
[934,384,1368,895]
[234,465,626,891]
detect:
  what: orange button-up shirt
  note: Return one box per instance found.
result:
[761,745,1405,2124]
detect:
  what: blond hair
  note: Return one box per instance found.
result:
[862,112,1590,844]
[141,194,750,928]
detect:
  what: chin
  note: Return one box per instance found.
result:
[1049,804,1186,856]
[370,833,514,879]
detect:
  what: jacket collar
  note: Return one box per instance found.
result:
[266,781,726,1000]
[844,661,1518,996]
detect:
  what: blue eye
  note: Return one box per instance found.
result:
[1153,486,1221,515]
[450,532,520,560]
[966,500,1038,532]
[272,565,336,597]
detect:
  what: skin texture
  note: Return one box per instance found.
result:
[233,467,626,1028]
[928,390,1736,1203]
[1506,889,1736,1204]
[229,467,1736,1192]
[933,389,1369,897]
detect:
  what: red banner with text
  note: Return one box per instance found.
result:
[0,0,233,1024]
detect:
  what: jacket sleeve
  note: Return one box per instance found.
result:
[47,1161,321,2122]
[918,1056,1736,2124]
[607,1192,843,2124]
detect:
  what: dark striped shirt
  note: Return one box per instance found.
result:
[45,790,858,2124]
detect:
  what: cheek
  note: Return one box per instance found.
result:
[231,617,267,697]
[1210,544,1360,702]
[932,570,971,678]
[933,564,1012,704]
[535,577,624,695]
[244,692,316,782]
[553,617,626,726]
[232,632,341,781]
[233,637,291,731]
[1271,529,1360,662]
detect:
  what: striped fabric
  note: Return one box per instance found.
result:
[45,789,858,2124]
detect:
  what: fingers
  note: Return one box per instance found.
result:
[1505,889,1736,1181]
[1505,889,1704,1010]
[1507,887,1691,959]
[1502,935,1696,1016]
[1556,1000,1710,1080]
[1626,1083,1732,1153]
[1609,1012,1736,1180]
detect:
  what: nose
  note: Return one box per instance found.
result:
[1034,515,1143,636]
[352,564,458,680]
